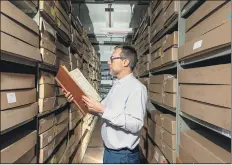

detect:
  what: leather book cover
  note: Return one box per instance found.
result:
[55,65,101,115]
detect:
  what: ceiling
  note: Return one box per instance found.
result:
[71,0,149,61]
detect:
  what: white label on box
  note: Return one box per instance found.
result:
[6,93,16,103]
[155,151,159,162]
[193,40,202,50]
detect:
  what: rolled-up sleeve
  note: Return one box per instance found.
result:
[102,86,147,134]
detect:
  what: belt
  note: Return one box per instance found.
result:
[104,144,139,153]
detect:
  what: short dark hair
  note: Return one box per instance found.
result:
[115,45,138,70]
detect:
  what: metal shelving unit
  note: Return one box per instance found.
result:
[150,62,177,75]
[176,0,232,160]
[150,100,176,114]
[38,63,58,73]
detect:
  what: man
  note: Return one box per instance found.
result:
[63,45,147,164]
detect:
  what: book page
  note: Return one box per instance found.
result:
[69,68,101,101]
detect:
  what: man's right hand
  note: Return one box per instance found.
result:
[62,89,74,103]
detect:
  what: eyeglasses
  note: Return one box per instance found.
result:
[110,56,127,62]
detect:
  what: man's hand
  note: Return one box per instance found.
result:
[62,89,74,103]
[82,96,105,113]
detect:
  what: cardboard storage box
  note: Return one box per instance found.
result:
[1,89,36,110]
[151,1,163,25]
[57,40,69,56]
[163,93,176,108]
[59,147,69,163]
[154,135,162,149]
[1,32,41,61]
[154,123,162,138]
[39,84,56,99]
[150,74,174,84]
[162,0,172,12]
[1,1,39,35]
[15,146,36,163]
[39,139,55,163]
[55,119,69,136]
[162,47,178,65]
[39,1,56,23]
[186,1,231,42]
[70,110,77,121]
[179,64,230,85]
[180,97,230,130]
[55,1,70,25]
[69,134,76,147]
[39,72,55,85]
[39,97,56,113]
[57,96,67,106]
[154,145,168,163]
[54,139,67,163]
[180,129,230,163]
[163,0,178,25]
[39,114,55,134]
[40,33,56,53]
[30,156,37,163]
[163,31,178,51]
[1,130,37,163]
[39,126,55,148]
[149,84,163,93]
[0,72,35,90]
[161,114,176,134]
[150,110,163,123]
[55,109,69,124]
[149,57,162,70]
[147,138,155,163]
[56,87,64,96]
[1,103,38,132]
[185,1,228,32]
[161,140,176,163]
[55,126,69,147]
[147,117,155,139]
[163,78,177,93]
[40,48,57,66]
[180,84,230,108]
[179,145,198,163]
[1,14,39,48]
[149,92,162,104]
[179,21,231,60]
[161,128,176,149]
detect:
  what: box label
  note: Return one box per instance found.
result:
[193,40,202,50]
[155,151,159,162]
[6,93,16,103]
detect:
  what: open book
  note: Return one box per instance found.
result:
[55,65,101,115]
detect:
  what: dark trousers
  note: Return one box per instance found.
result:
[103,146,140,164]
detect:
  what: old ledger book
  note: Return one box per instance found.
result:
[55,65,101,115]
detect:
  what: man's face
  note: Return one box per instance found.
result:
[108,48,126,76]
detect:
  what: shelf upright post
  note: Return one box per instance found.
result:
[176,0,185,157]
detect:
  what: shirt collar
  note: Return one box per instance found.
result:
[115,73,134,85]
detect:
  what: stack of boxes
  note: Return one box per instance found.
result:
[178,1,231,163]
[1,1,39,163]
[39,72,56,113]
[1,72,38,163]
[149,74,177,109]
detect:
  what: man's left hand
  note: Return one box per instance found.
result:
[82,96,105,113]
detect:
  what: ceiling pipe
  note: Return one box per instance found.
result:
[108,0,112,28]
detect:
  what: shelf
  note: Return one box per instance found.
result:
[80,117,98,163]
[138,71,149,78]
[39,63,58,73]
[180,46,231,67]
[10,0,38,15]
[151,100,176,114]
[180,112,231,138]
[1,52,38,67]
[150,62,177,75]
[151,17,178,44]
[181,0,204,18]
[0,117,36,135]
[38,102,68,118]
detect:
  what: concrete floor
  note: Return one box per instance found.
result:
[82,119,104,164]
